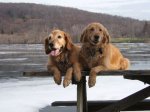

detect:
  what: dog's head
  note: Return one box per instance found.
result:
[80,22,110,46]
[44,29,73,56]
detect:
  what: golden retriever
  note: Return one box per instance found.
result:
[79,22,130,87]
[44,29,81,87]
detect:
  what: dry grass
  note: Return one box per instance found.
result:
[0,33,46,44]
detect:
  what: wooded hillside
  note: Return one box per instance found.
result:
[0,3,150,44]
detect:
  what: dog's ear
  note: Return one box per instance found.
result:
[102,28,110,44]
[64,32,73,50]
[44,37,50,54]
[80,28,88,43]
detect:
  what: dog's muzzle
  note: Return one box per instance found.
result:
[92,35,101,44]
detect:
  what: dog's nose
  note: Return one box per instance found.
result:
[49,43,54,48]
[94,35,99,41]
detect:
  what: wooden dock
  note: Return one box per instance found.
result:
[23,70,150,112]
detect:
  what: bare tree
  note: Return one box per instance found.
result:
[0,3,149,44]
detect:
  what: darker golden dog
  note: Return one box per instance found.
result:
[44,29,81,87]
[79,23,130,87]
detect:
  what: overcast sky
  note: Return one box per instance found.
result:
[0,0,150,20]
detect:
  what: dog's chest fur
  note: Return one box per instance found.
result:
[80,45,103,68]
[53,52,72,72]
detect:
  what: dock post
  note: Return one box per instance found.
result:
[77,76,88,112]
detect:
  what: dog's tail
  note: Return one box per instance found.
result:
[120,58,130,70]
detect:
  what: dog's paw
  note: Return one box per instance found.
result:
[53,73,62,85]
[63,78,71,88]
[74,70,82,82]
[88,70,96,88]
[88,76,96,88]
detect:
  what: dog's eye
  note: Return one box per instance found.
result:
[99,29,102,31]
[58,36,62,39]
[90,28,94,31]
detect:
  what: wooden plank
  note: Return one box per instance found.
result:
[96,86,150,112]
[77,76,88,112]
[88,100,150,112]
[23,70,150,84]
[23,70,150,77]
[124,75,150,84]
[51,100,150,111]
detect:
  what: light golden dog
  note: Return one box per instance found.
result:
[44,29,81,87]
[79,22,130,87]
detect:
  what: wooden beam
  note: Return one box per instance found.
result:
[77,76,88,112]
[124,75,150,84]
[23,70,150,77]
[23,70,150,84]
[51,100,150,111]
[96,86,150,112]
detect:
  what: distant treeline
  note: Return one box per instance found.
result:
[0,3,150,44]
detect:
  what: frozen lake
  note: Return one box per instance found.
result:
[0,43,150,112]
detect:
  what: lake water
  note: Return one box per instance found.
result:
[0,43,150,112]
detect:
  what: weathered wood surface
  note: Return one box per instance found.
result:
[52,100,150,111]
[23,70,150,76]
[23,70,150,84]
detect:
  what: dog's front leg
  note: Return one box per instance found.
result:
[47,65,62,85]
[73,62,82,82]
[63,67,73,88]
[89,66,107,88]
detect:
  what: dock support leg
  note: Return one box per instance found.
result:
[77,76,88,112]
